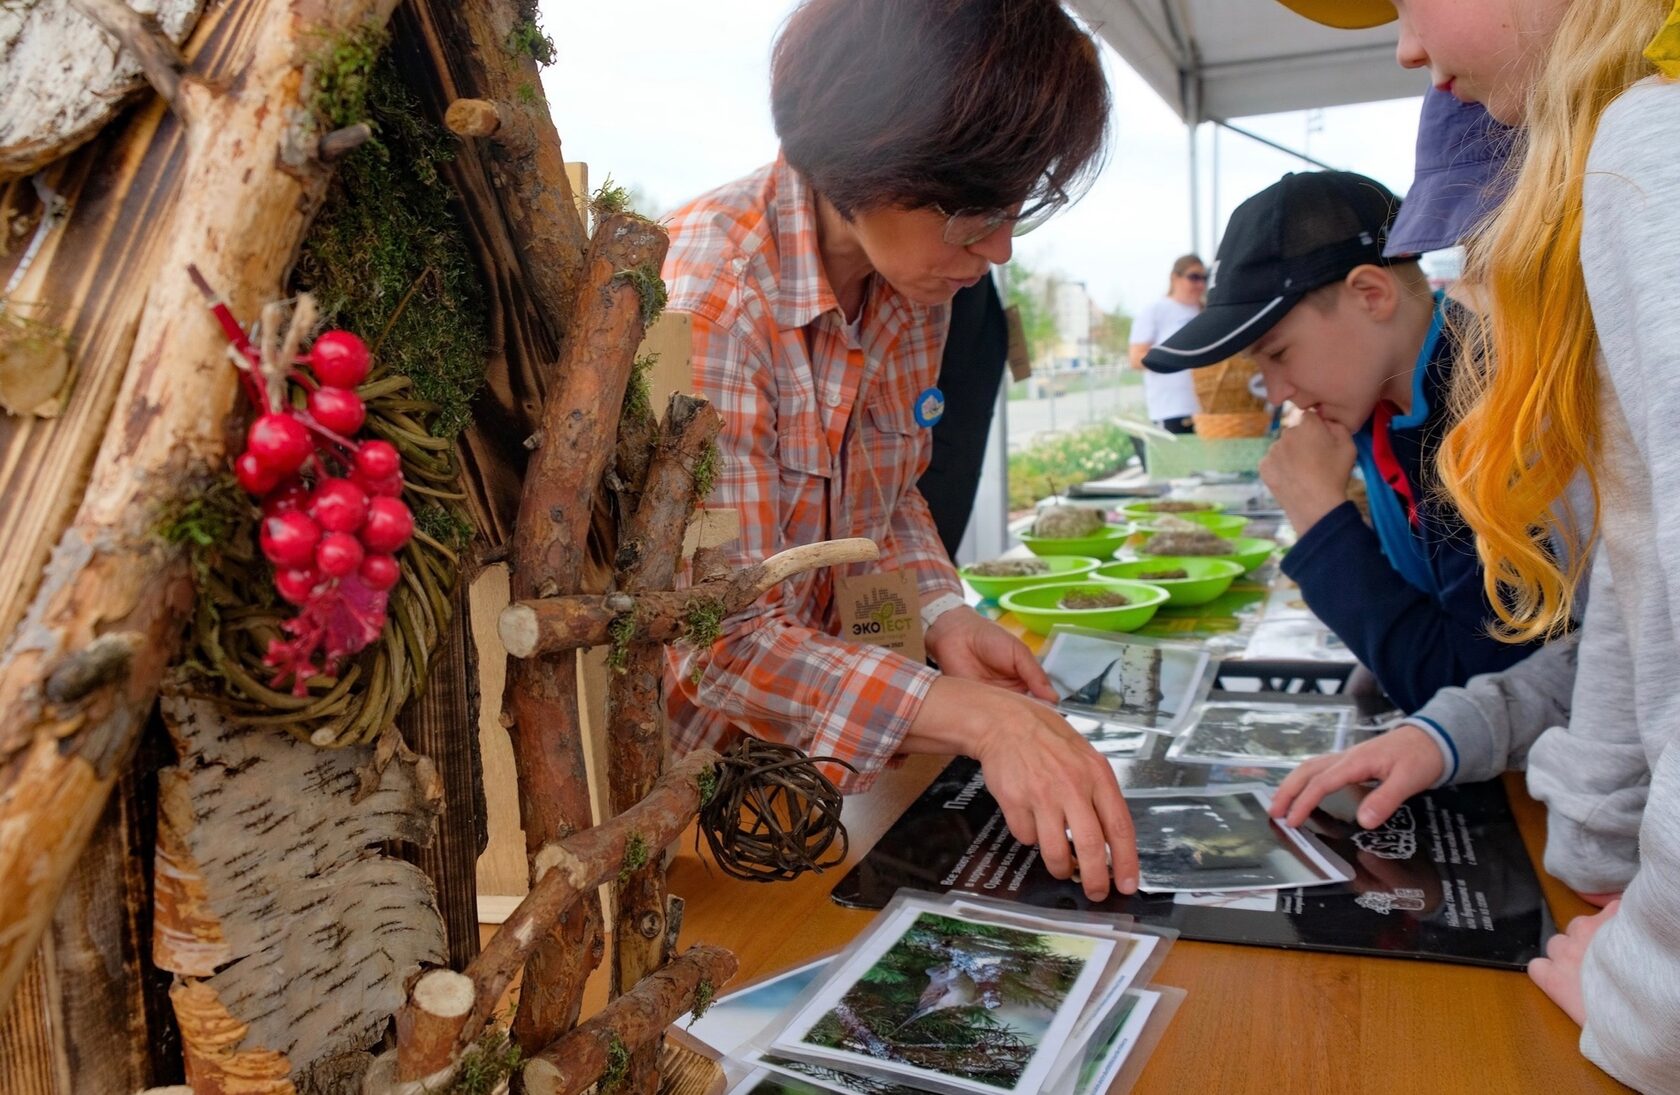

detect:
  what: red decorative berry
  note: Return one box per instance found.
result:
[358,553,401,591]
[262,479,311,517]
[309,330,370,388]
[273,566,321,605]
[360,497,414,553]
[260,511,322,569]
[247,413,314,476]
[354,468,404,498]
[309,477,368,533]
[354,440,401,481]
[235,451,281,495]
[316,532,365,578]
[308,386,366,435]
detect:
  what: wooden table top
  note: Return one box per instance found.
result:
[668,754,1630,1095]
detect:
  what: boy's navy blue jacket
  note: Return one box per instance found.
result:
[1279,297,1541,712]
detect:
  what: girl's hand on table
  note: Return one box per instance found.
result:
[905,676,1138,901]
[925,605,1057,700]
[1529,900,1619,1026]
[1270,723,1445,829]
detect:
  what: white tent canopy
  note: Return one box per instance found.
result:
[1070,0,1426,122]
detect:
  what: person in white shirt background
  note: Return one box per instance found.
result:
[1127,254,1205,468]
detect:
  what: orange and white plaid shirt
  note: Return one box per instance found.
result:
[662,156,963,792]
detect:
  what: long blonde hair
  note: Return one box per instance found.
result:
[1439,0,1669,642]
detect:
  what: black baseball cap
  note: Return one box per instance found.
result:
[1144,171,1404,373]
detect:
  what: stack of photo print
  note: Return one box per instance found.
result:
[678,891,1185,1095]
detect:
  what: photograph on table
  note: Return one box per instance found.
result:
[1040,628,1215,735]
[768,900,1113,1095]
[1165,702,1352,768]
[1063,713,1150,757]
[746,1051,923,1095]
[1047,989,1160,1095]
[1127,785,1353,893]
[686,957,831,1057]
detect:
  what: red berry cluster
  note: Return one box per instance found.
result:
[227,329,416,693]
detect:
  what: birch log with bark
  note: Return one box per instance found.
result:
[0,0,204,180]
[502,211,669,1052]
[0,0,405,1017]
[606,392,722,1095]
[154,691,446,1089]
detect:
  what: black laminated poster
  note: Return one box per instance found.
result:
[832,755,1555,970]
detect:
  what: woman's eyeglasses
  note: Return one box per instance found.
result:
[1180,271,1209,282]
[939,197,1061,247]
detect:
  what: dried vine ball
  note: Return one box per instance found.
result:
[698,738,852,882]
[164,45,485,746]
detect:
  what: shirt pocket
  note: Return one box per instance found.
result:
[862,397,926,508]
[774,399,832,544]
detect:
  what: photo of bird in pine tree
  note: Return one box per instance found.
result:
[797,912,1097,1091]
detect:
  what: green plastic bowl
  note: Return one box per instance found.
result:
[1134,511,1249,537]
[1119,499,1218,520]
[1221,536,1279,574]
[959,556,1102,601]
[1019,523,1132,559]
[998,580,1169,636]
[1093,557,1245,606]
[1134,536,1277,575]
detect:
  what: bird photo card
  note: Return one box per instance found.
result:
[1127,785,1354,893]
[1165,702,1353,768]
[1040,628,1216,737]
[764,892,1115,1095]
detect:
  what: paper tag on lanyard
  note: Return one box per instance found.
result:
[834,568,926,664]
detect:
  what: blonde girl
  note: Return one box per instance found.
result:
[1271,0,1680,1087]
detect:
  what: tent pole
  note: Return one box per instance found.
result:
[1210,124,1221,254]
[1187,120,1200,256]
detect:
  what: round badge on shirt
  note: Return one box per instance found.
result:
[914,387,945,427]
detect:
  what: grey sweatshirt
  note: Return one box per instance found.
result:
[1533,76,1680,1094]
[1396,79,1680,1092]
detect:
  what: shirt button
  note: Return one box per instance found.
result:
[731,257,747,273]
[824,391,841,407]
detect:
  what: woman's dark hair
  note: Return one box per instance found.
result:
[770,0,1110,219]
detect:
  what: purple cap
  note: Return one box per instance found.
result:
[1385,88,1515,257]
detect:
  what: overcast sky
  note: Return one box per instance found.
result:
[538,1,1424,316]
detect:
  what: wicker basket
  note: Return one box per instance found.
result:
[1192,410,1273,438]
[1192,353,1267,414]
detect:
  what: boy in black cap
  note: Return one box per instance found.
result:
[1145,170,1539,711]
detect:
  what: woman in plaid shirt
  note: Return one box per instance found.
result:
[663,0,1138,901]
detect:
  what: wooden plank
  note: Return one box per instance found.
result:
[0,746,168,1095]
[0,949,66,1094]
[395,579,486,971]
[636,311,695,407]
[469,564,528,902]
[566,162,589,230]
